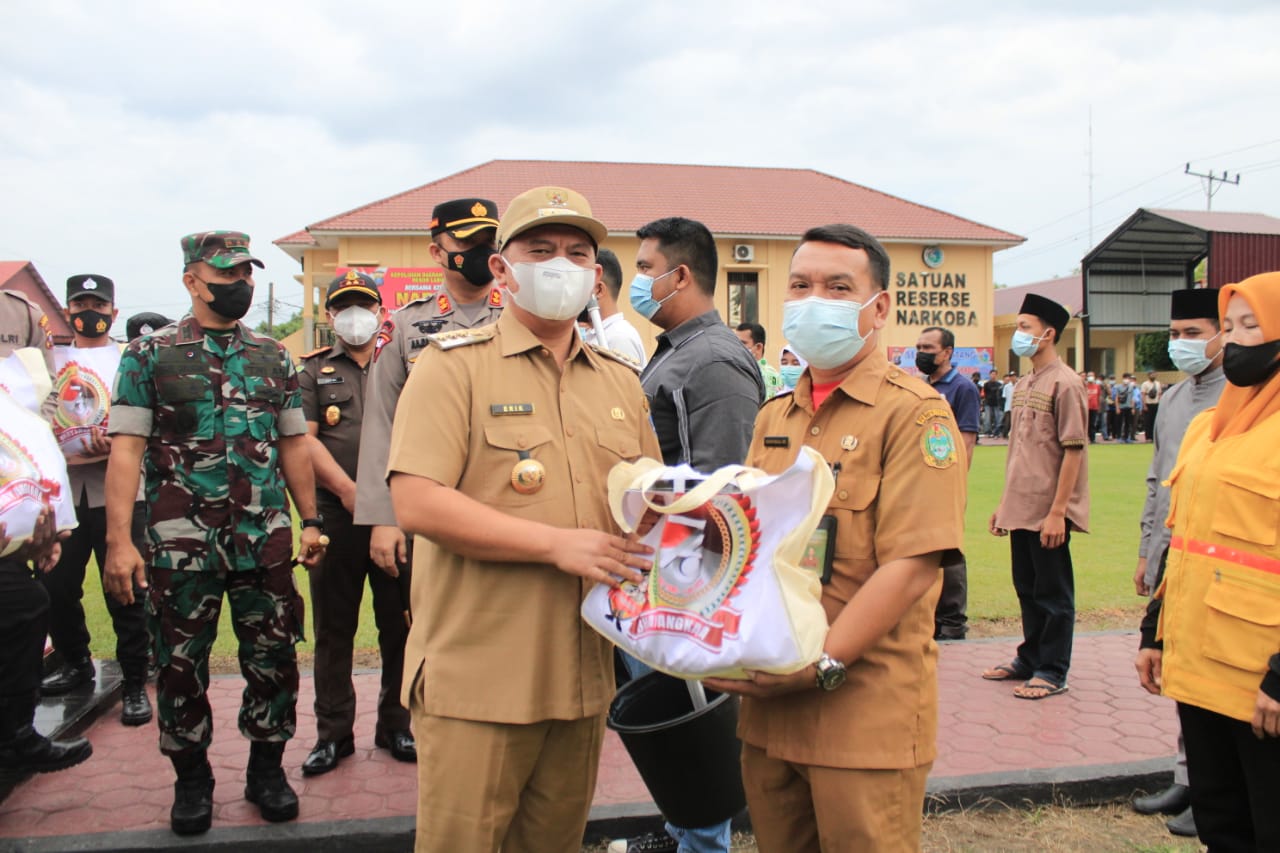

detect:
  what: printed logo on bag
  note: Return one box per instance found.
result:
[51,347,122,462]
[606,494,759,651]
[0,433,61,514]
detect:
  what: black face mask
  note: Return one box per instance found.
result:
[204,279,254,321]
[445,244,496,287]
[1222,340,1280,387]
[70,310,112,339]
[915,351,939,376]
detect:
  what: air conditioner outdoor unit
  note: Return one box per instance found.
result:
[733,244,754,263]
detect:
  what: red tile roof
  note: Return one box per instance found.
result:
[994,274,1084,317]
[275,229,316,246]
[1148,209,1280,236]
[279,160,1023,246]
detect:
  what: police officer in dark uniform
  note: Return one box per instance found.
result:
[354,199,503,589]
[299,271,413,772]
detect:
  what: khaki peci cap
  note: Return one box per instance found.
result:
[496,186,608,249]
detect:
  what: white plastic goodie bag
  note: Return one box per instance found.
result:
[583,446,834,680]
[0,386,77,557]
[51,345,122,463]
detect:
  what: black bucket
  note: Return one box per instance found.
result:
[606,671,746,829]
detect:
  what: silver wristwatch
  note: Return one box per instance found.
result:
[814,653,847,691]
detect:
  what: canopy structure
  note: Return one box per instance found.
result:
[1082,208,1280,332]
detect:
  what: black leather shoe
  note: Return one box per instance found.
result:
[0,725,93,774]
[171,770,215,835]
[40,658,95,696]
[301,735,354,776]
[1133,782,1190,815]
[121,683,153,726]
[1166,805,1197,837]
[374,728,416,763]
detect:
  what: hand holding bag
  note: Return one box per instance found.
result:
[582,446,834,679]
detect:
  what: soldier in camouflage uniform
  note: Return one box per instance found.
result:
[355,198,503,582]
[102,231,325,836]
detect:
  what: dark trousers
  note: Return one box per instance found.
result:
[1178,701,1280,852]
[1118,409,1135,441]
[0,559,49,698]
[933,553,967,638]
[1088,410,1100,442]
[1009,529,1074,685]
[1145,404,1159,442]
[309,501,410,742]
[1107,408,1118,439]
[39,496,149,680]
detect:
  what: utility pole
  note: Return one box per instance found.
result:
[267,281,275,331]
[1184,163,1240,211]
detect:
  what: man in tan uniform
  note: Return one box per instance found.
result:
[387,186,661,853]
[355,198,504,578]
[705,224,967,852]
[0,288,55,371]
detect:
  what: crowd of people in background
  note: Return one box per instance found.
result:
[3,184,1275,853]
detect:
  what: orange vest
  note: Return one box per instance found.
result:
[1158,408,1280,722]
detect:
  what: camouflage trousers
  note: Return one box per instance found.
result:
[147,563,304,756]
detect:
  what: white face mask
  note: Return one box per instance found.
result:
[503,256,596,321]
[331,305,380,346]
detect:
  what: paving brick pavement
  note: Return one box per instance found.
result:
[0,631,1177,849]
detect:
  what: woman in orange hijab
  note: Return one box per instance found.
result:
[1136,271,1280,850]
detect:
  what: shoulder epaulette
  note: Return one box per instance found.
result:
[301,346,332,359]
[885,368,939,401]
[428,326,496,350]
[1,290,37,307]
[588,343,642,373]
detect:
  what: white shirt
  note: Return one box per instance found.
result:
[582,312,647,367]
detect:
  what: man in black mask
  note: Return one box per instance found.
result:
[914,325,979,640]
[353,199,502,763]
[40,274,152,728]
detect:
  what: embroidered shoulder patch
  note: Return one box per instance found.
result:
[921,421,957,469]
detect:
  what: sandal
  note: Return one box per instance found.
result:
[1013,678,1069,700]
[981,662,1030,681]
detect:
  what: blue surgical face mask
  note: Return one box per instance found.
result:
[628,268,679,320]
[781,292,883,370]
[1167,333,1219,376]
[1011,328,1049,358]
[779,364,804,388]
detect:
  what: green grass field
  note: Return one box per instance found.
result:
[78,441,1154,660]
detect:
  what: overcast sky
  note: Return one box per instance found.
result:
[3,1,1278,332]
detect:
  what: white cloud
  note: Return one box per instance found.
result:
[1,0,1278,329]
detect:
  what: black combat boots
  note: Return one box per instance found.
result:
[244,741,298,822]
[170,751,215,835]
[120,676,152,727]
[0,692,92,774]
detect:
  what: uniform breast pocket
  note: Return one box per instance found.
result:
[595,426,642,462]
[1211,466,1280,547]
[482,423,557,509]
[155,375,212,437]
[828,474,881,561]
[316,384,353,431]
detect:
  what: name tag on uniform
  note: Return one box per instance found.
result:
[491,403,534,416]
[318,376,344,385]
[763,436,790,448]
